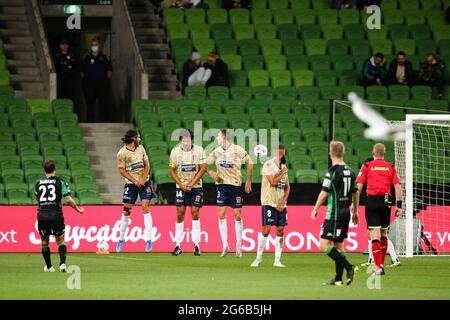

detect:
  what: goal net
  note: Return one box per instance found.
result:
[332,99,449,257]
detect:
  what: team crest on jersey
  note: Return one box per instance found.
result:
[236,196,242,204]
[195,195,201,202]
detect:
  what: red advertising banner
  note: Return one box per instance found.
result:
[0,205,447,253]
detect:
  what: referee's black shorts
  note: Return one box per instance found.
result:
[365,195,391,230]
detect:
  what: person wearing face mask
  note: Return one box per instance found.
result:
[54,38,77,103]
[80,37,113,122]
[116,130,154,253]
[182,51,211,90]
[169,129,208,256]
[203,51,229,88]
[251,145,290,269]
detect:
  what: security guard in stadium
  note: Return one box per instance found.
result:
[357,143,403,276]
[80,37,113,122]
[54,38,77,102]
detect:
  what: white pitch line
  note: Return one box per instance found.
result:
[108,256,147,261]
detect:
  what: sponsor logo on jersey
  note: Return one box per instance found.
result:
[180,164,197,172]
[370,166,390,171]
[130,162,144,171]
[218,161,235,169]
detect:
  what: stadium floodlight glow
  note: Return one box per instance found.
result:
[63,5,82,15]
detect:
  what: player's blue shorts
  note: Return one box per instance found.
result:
[122,181,154,204]
[262,205,288,227]
[175,188,203,207]
[217,184,243,209]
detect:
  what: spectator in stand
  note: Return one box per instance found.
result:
[361,52,386,87]
[332,0,357,9]
[387,51,414,85]
[203,51,230,87]
[223,0,251,9]
[419,53,446,99]
[182,51,211,89]
[357,0,381,10]
[163,0,208,8]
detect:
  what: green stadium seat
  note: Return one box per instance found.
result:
[416,39,437,57]
[411,85,432,100]
[320,86,343,100]
[265,54,287,71]
[315,70,337,86]
[367,27,388,41]
[296,169,319,183]
[278,24,298,41]
[309,54,331,71]
[192,38,215,58]
[228,87,251,101]
[404,10,426,25]
[388,84,410,100]
[370,39,392,55]
[274,85,296,100]
[328,39,349,55]
[293,70,314,87]
[367,86,388,100]
[339,9,360,25]
[317,9,338,25]
[251,9,272,25]
[189,23,210,40]
[221,54,242,71]
[253,0,268,9]
[270,70,291,88]
[297,86,319,101]
[2,169,24,184]
[283,39,304,56]
[184,9,204,25]
[204,0,222,8]
[248,70,270,87]
[342,85,365,98]
[0,70,10,85]
[51,99,73,113]
[268,0,289,9]
[243,54,264,70]
[167,23,189,40]
[287,54,309,71]
[409,24,431,40]
[272,9,295,25]
[333,55,354,72]
[290,0,311,10]
[388,24,409,40]
[255,23,278,40]
[216,39,238,55]
[301,24,322,40]
[260,39,282,56]
[163,8,184,25]
[322,24,343,41]
[295,9,316,26]
[211,23,232,40]
[207,86,229,100]
[305,39,326,56]
[238,39,260,55]
[185,86,206,100]
[229,70,248,86]
[394,39,416,55]
[28,99,50,115]
[383,9,404,25]
[233,23,254,41]
[344,24,366,40]
[252,86,273,100]
[229,8,250,25]
[207,8,228,24]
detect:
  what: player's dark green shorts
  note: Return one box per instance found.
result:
[320,216,350,243]
[38,215,65,238]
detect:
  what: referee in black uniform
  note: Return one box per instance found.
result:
[36,160,84,273]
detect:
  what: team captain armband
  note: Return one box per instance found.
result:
[169,163,177,168]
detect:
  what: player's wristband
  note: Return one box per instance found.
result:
[396,201,403,208]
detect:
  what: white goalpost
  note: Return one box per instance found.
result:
[397,115,450,257]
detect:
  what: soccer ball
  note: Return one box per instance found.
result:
[254,144,268,157]
[97,241,109,252]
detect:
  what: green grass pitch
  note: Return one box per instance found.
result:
[1,252,449,300]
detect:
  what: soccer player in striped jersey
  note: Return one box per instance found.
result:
[206,129,253,258]
[251,145,290,268]
[169,129,207,256]
[311,141,359,286]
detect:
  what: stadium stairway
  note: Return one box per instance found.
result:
[0,0,45,98]
[127,0,182,100]
[80,123,134,204]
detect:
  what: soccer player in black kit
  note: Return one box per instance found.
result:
[311,141,359,286]
[35,160,84,272]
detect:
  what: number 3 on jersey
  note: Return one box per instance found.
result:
[38,185,56,202]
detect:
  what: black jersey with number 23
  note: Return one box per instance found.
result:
[322,164,357,221]
[35,176,71,219]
